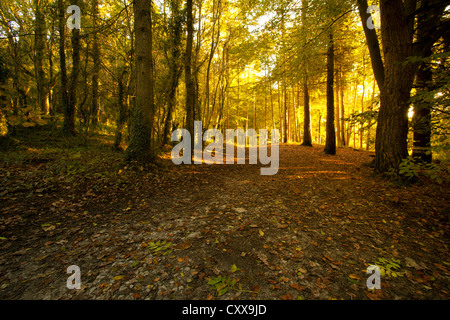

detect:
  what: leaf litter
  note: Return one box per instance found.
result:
[0,139,449,300]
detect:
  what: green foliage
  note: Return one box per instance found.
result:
[408,52,450,161]
[344,103,379,129]
[146,240,174,256]
[421,162,448,184]
[388,156,449,184]
[397,157,421,181]
[208,275,240,296]
[373,257,405,278]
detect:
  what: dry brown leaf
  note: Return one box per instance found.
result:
[290,283,305,291]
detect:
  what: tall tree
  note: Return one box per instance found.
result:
[58,0,71,134]
[184,0,195,157]
[162,0,184,146]
[358,0,448,173]
[34,0,48,115]
[301,74,312,146]
[126,0,156,162]
[356,0,384,90]
[374,0,415,173]
[300,0,312,147]
[114,68,129,150]
[411,0,448,163]
[335,66,341,147]
[204,0,221,129]
[62,0,81,135]
[91,0,101,126]
[412,53,432,163]
[324,30,336,154]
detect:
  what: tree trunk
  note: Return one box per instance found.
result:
[412,59,432,163]
[301,75,312,146]
[358,0,447,173]
[91,0,100,126]
[66,16,80,135]
[114,69,128,150]
[270,78,275,130]
[335,69,341,147]
[374,0,415,174]
[283,85,288,143]
[360,53,366,150]
[184,0,195,157]
[410,0,447,163]
[162,0,183,146]
[204,0,221,129]
[58,0,70,134]
[356,0,384,90]
[126,0,156,162]
[340,72,346,146]
[34,0,48,115]
[324,31,336,155]
[293,86,298,142]
[318,112,321,144]
[300,0,312,147]
[264,70,267,130]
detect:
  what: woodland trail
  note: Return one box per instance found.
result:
[0,143,449,300]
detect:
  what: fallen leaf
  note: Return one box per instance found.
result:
[41,224,55,232]
[290,283,305,291]
[366,291,379,300]
[99,283,109,289]
[12,249,27,256]
[280,293,293,300]
[109,281,121,293]
[257,253,269,266]
[349,274,361,280]
[405,257,425,270]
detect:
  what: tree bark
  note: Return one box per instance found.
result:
[356,0,385,90]
[114,69,128,150]
[58,0,70,134]
[410,0,447,163]
[283,85,288,143]
[126,0,156,162]
[412,58,432,163]
[204,0,221,129]
[162,0,183,146]
[300,0,312,147]
[91,0,101,126]
[374,0,415,174]
[340,70,346,146]
[184,0,195,157]
[335,69,341,147]
[358,0,447,173]
[301,75,312,147]
[324,31,336,155]
[34,0,48,115]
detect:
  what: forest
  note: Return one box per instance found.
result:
[0,0,449,301]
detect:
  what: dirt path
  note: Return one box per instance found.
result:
[0,144,449,300]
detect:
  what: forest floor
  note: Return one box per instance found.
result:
[0,127,449,300]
